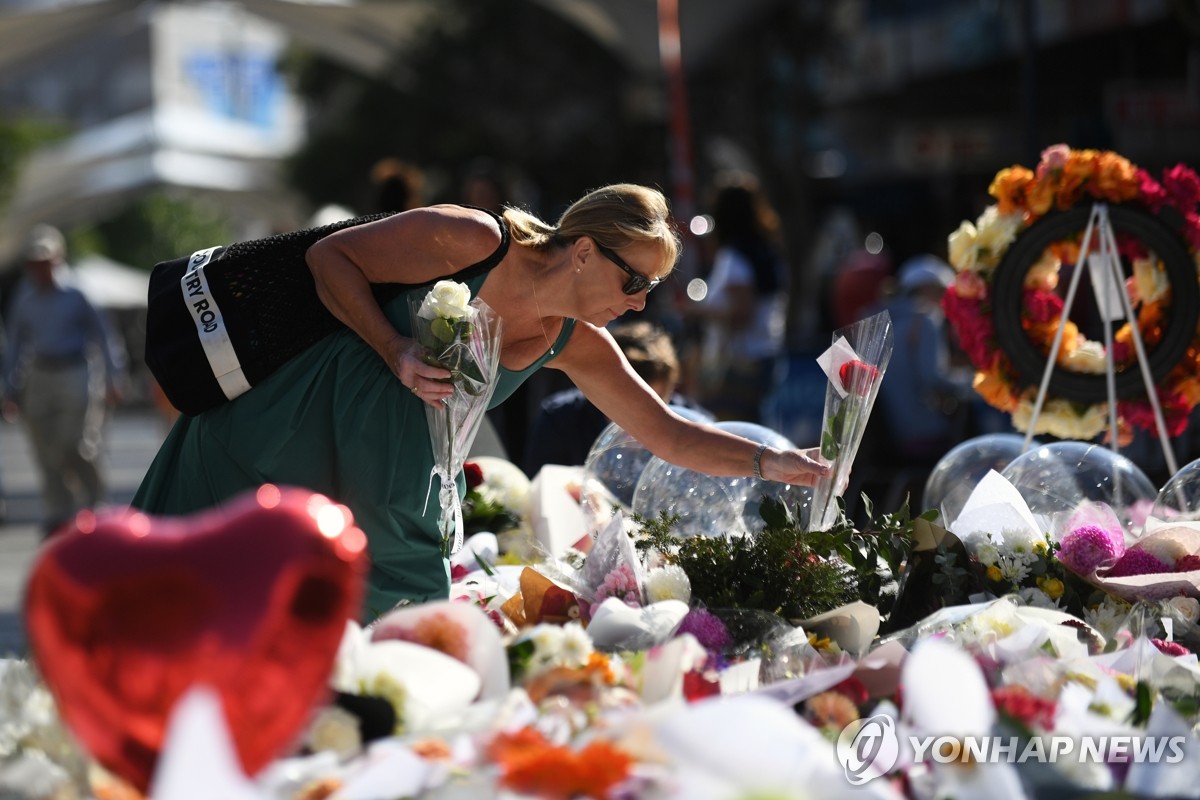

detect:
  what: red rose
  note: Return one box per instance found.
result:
[838,359,880,396]
[991,685,1056,730]
[464,461,484,490]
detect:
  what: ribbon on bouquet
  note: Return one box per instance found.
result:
[424,464,465,555]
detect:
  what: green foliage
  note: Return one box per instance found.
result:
[636,507,860,621]
[0,116,68,213]
[462,488,521,537]
[803,494,935,613]
[278,0,651,212]
[78,192,234,270]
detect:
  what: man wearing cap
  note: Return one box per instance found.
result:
[4,224,126,535]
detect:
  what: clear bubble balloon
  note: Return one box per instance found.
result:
[924,434,1036,528]
[580,405,712,530]
[1151,457,1200,522]
[999,441,1156,535]
[631,421,809,538]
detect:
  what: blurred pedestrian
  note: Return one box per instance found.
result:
[877,255,973,463]
[4,225,127,535]
[687,173,787,422]
[370,157,426,213]
[522,320,709,476]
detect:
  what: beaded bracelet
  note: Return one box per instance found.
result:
[752,442,768,481]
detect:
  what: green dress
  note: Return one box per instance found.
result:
[132,267,577,620]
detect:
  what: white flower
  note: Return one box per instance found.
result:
[1012,397,1108,440]
[305,706,362,758]
[1168,596,1200,624]
[1083,595,1132,641]
[645,565,692,604]
[974,541,1001,566]
[1017,587,1061,610]
[417,280,476,321]
[1063,341,1108,374]
[972,206,1023,266]
[558,622,594,668]
[947,220,978,272]
[999,557,1031,585]
[527,624,566,671]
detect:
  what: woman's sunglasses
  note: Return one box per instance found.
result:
[596,243,662,295]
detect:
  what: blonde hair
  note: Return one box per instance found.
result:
[502,183,680,271]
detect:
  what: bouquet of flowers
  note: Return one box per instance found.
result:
[807,310,893,531]
[409,280,503,555]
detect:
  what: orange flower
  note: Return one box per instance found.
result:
[411,737,453,761]
[990,166,1035,215]
[488,726,552,765]
[973,361,1020,413]
[1025,178,1056,218]
[495,733,635,800]
[1094,151,1140,202]
[1175,374,1200,407]
[1058,149,1097,208]
[410,612,470,662]
[806,690,861,730]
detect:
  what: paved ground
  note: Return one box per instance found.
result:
[0,407,167,657]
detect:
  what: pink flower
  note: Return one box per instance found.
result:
[1106,547,1171,578]
[1151,638,1190,658]
[943,291,996,369]
[1183,211,1200,253]
[1023,289,1064,324]
[1059,524,1123,575]
[1037,143,1071,179]
[1163,164,1200,210]
[954,271,987,300]
[1136,168,1168,213]
[590,562,641,617]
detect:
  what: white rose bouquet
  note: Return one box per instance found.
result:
[409,280,503,555]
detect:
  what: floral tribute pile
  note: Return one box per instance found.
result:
[943,143,1200,441]
[13,452,1200,800]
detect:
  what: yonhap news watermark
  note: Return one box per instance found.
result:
[836,713,1186,785]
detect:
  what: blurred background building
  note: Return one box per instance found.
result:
[0,0,1197,473]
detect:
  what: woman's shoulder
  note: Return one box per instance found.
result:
[409,204,504,255]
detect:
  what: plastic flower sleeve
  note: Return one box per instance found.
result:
[806,310,893,531]
[408,285,503,555]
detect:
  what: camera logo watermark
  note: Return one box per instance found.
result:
[836,713,1186,784]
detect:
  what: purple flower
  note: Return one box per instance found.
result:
[676,607,731,652]
[1058,524,1123,575]
[1107,548,1171,578]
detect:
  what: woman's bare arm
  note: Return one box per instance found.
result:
[305,205,500,390]
[553,323,828,485]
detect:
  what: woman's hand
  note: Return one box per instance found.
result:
[759,446,834,487]
[386,335,453,407]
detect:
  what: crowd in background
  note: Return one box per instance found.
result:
[10,151,1200,531]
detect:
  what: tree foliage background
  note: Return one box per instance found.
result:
[281,0,669,216]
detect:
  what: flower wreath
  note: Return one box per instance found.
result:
[943,143,1200,441]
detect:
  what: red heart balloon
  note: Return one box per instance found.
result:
[24,485,369,792]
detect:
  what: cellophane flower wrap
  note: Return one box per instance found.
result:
[409,280,503,556]
[807,310,893,531]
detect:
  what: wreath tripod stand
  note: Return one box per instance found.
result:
[1018,202,1182,480]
